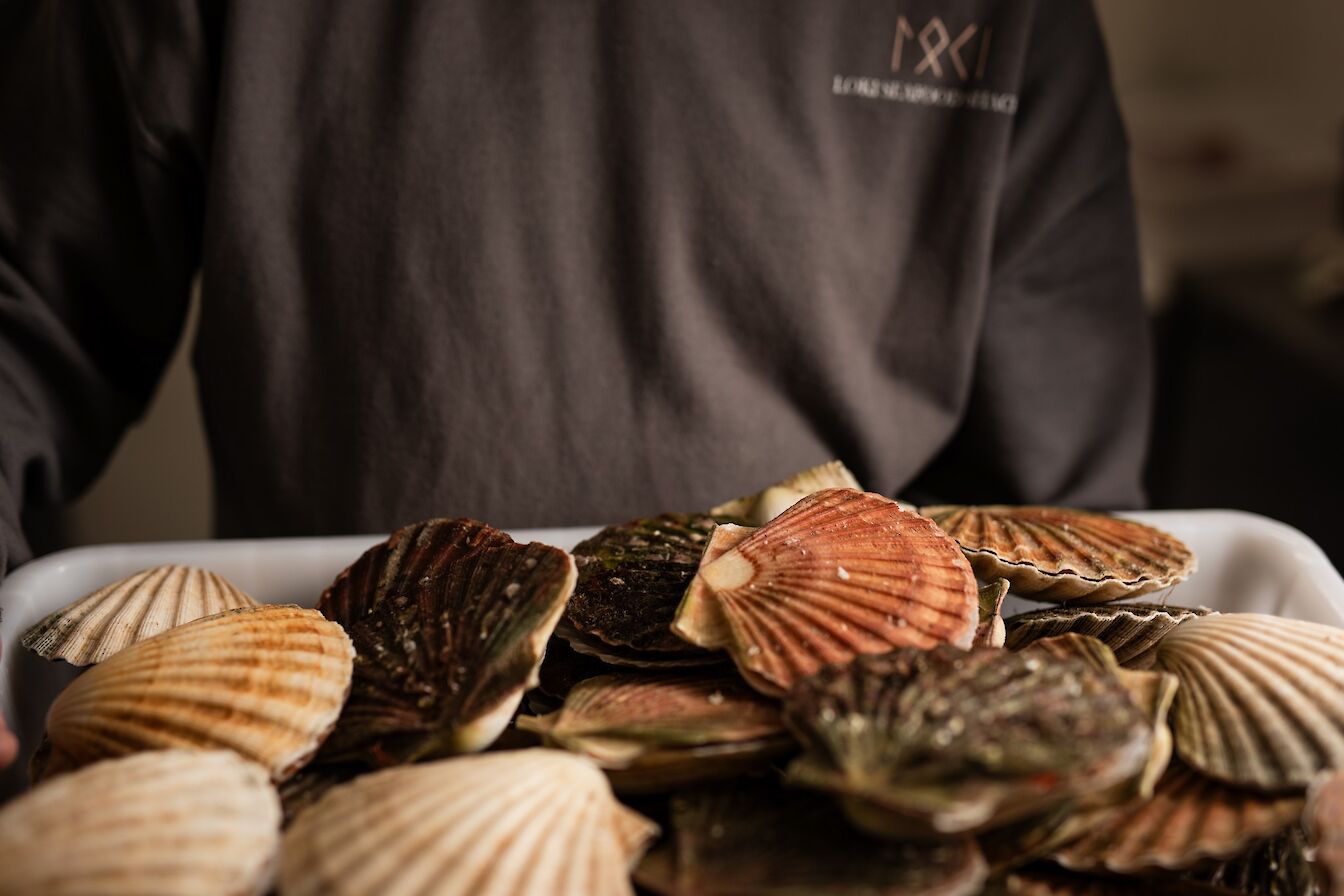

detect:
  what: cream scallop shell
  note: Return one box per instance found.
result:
[1154,612,1344,789]
[710,460,862,525]
[923,505,1196,604]
[280,749,658,896]
[675,489,978,696]
[46,604,354,781]
[1053,760,1302,874]
[22,565,259,666]
[0,749,281,896]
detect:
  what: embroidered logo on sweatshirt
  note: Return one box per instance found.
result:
[833,12,1018,115]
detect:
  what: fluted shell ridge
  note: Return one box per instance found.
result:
[0,749,280,896]
[924,506,1196,604]
[1154,612,1344,789]
[46,604,354,781]
[22,565,259,666]
[1053,761,1302,874]
[318,518,517,627]
[675,489,978,696]
[280,749,657,896]
[1005,602,1211,668]
[710,459,863,525]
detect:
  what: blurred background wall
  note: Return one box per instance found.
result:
[56,0,1344,564]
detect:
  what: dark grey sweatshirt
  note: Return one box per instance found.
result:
[0,0,1149,577]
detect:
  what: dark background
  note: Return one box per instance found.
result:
[43,0,1344,569]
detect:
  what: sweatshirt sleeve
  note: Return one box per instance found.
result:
[908,0,1151,510]
[0,2,207,579]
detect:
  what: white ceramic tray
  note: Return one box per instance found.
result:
[2,510,1341,801]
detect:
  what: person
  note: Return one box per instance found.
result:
[0,1,1150,769]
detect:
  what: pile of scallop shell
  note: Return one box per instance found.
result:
[3,461,1343,895]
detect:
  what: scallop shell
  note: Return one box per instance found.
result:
[709,459,862,525]
[318,518,516,626]
[674,489,979,696]
[1186,823,1317,895]
[519,672,791,790]
[785,645,1153,837]
[923,505,1197,604]
[975,578,1010,648]
[635,779,986,896]
[280,749,657,896]
[318,540,576,765]
[1019,633,1178,799]
[1005,602,1212,668]
[1154,612,1344,789]
[1307,771,1344,894]
[1053,760,1303,874]
[1004,868,1237,896]
[0,749,280,896]
[46,604,354,781]
[22,565,258,666]
[560,513,732,666]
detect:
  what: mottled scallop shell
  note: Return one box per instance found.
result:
[674,489,979,696]
[560,513,730,667]
[1018,633,1178,799]
[975,579,1010,648]
[318,518,516,626]
[519,672,791,790]
[22,565,258,666]
[0,749,280,896]
[317,540,576,765]
[785,645,1153,837]
[923,505,1196,604]
[636,780,986,896]
[1005,602,1212,668]
[1154,612,1344,789]
[45,605,354,781]
[1307,771,1344,894]
[709,459,862,525]
[280,749,657,896]
[1053,760,1303,873]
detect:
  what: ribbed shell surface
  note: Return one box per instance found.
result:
[924,506,1196,604]
[317,541,575,764]
[22,565,258,666]
[279,749,657,896]
[45,605,354,781]
[318,518,516,626]
[524,672,785,765]
[0,749,280,896]
[675,489,977,696]
[1005,603,1211,667]
[1154,612,1344,789]
[1053,761,1303,873]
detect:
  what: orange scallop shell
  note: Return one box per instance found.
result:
[674,489,978,696]
[1053,761,1303,873]
[923,506,1196,604]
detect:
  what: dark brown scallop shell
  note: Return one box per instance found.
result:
[1308,772,1344,895]
[318,518,516,626]
[560,513,736,666]
[923,505,1196,604]
[635,779,986,896]
[318,539,576,765]
[1005,602,1212,668]
[785,645,1153,837]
